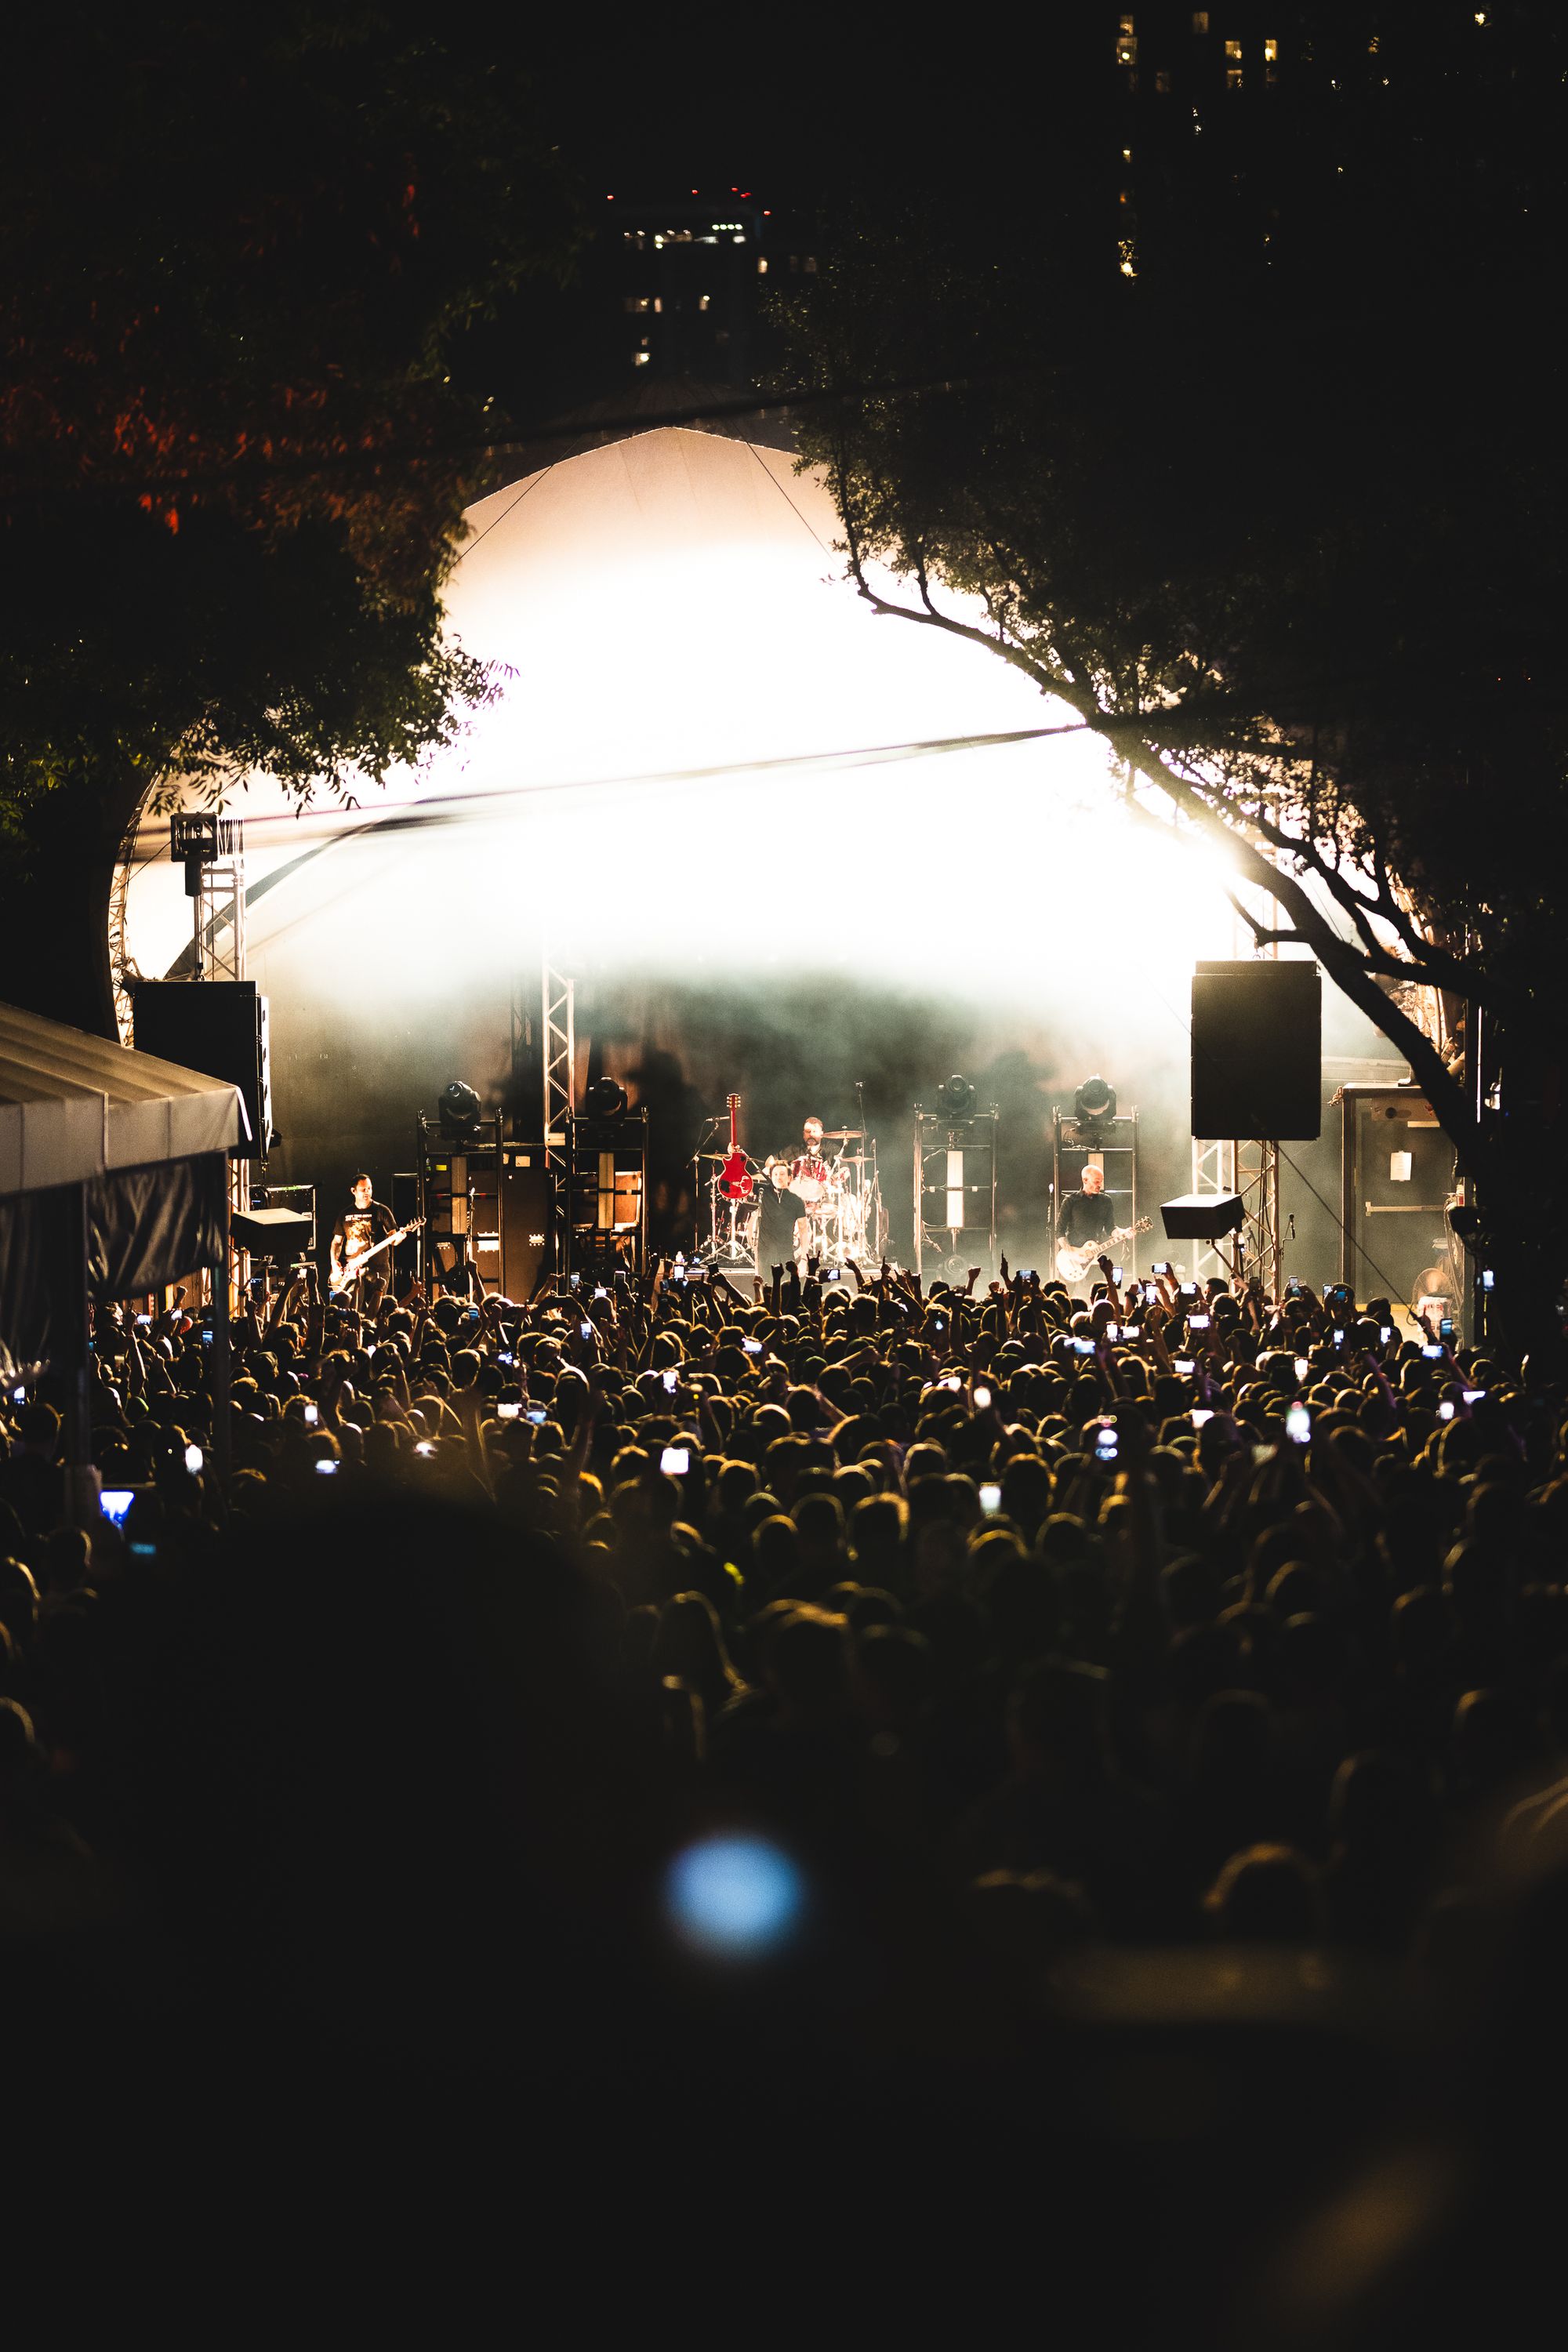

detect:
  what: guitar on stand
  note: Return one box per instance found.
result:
[1054,1216,1151,1287]
[698,1094,758,1264]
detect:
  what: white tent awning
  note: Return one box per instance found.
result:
[0,1000,246,1196]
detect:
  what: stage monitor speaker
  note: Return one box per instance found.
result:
[499,1147,550,1300]
[1160,1192,1246,1240]
[133,979,270,1158]
[231,1207,314,1258]
[1191,962,1321,1141]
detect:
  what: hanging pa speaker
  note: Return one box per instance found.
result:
[133,979,269,1158]
[1191,962,1321,1141]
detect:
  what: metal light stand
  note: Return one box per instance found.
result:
[913,1105,999,1277]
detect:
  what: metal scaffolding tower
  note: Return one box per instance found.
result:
[541,949,575,1265]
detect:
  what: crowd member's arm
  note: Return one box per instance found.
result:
[1142,1301,1175,1376]
[453,1382,495,1498]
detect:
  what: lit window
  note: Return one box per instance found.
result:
[1116,36,1137,64]
[1224,38,1241,59]
[804,255,818,273]
[757,256,768,274]
[1367,33,1380,51]
[1118,237,1138,278]
[1226,64,1243,87]
[1155,67,1172,91]
[1192,8,1208,29]
[1119,11,1134,31]
[652,297,662,313]
[633,351,650,367]
[1264,37,1278,61]
[623,296,650,313]
[699,294,711,310]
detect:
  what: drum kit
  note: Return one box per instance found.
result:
[694,1094,885,1270]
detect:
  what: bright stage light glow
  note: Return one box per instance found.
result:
[119,429,1240,1054]
[664,1832,805,1958]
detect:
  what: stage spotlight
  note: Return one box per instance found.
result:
[1073,1074,1117,1136]
[583,1076,628,1121]
[439,1080,482,1138]
[936,1074,976,1116]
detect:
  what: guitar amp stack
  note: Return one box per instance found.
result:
[416,1112,503,1295]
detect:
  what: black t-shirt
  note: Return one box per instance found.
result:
[757,1185,808,1267]
[332,1199,396,1271]
[1060,1187,1116,1247]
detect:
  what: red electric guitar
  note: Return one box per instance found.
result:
[717,1092,753,1202]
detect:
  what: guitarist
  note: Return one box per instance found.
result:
[330,1173,399,1312]
[1058,1163,1116,1260]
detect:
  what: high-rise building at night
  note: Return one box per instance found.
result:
[603,191,809,385]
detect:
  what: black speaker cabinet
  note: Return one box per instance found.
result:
[499,1147,551,1300]
[133,979,270,1159]
[1191,961,1321,1141]
[231,1206,313,1258]
[1160,1192,1246,1240]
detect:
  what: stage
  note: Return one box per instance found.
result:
[114,423,1399,1287]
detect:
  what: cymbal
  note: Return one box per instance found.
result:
[822,1128,864,1140]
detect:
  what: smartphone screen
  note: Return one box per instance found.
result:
[1439,1318,1454,1338]
[1189,1408,1213,1428]
[1438,1399,1456,1421]
[526,1407,547,1425]
[580,1322,593,1340]
[1112,1266,1123,1287]
[1094,1430,1119,1462]
[1189,1313,1210,1330]
[1422,1343,1444,1361]
[1463,1388,1486,1405]
[1153,1262,1171,1276]
[100,1487,137,1526]
[1287,1402,1311,1444]
[1073,1338,1095,1356]
[742,1339,762,1355]
[978,1482,1002,1515]
[1174,1357,1195,1375]
[662,1368,678,1393]
[660,1445,691,1476]
[1103,1323,1120,1342]
[1294,1356,1310,1381]
[593,1286,609,1299]
[1379,1325,1392,1345]
[496,1401,521,1421]
[1481,1270,1495,1291]
[303,1401,319,1426]
[972,1384,992,1410]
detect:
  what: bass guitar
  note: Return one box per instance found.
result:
[717,1093,753,1203]
[1054,1216,1151,1287]
[330,1216,423,1296]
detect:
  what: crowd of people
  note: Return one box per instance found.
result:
[3,1245,1567,2324]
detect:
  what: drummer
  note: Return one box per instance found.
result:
[791,1116,836,1202]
